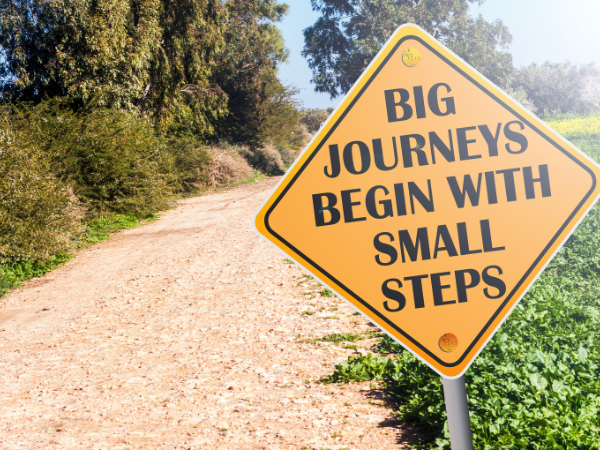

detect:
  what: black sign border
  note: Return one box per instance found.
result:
[263,35,597,368]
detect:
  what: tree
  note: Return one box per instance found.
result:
[302,0,513,98]
[143,0,228,135]
[300,107,333,133]
[511,62,599,115]
[237,70,304,148]
[0,0,227,134]
[581,76,600,111]
[210,0,298,144]
[0,0,162,109]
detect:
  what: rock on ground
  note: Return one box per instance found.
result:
[0,177,416,449]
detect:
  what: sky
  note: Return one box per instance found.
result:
[276,0,600,110]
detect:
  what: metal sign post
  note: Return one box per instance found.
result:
[443,376,474,450]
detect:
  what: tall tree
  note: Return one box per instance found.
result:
[511,62,599,115]
[143,0,228,135]
[0,0,227,134]
[0,0,162,109]
[302,0,513,98]
[210,0,297,144]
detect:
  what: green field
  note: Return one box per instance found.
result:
[326,113,600,449]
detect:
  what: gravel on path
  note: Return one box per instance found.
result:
[0,177,414,450]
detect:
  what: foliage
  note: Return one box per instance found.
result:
[211,0,290,141]
[0,0,227,135]
[302,0,513,98]
[0,213,154,297]
[328,353,395,382]
[164,136,212,194]
[239,141,287,175]
[145,0,228,135]
[582,76,600,111]
[511,62,599,115]
[0,254,71,297]
[0,121,81,264]
[325,115,600,449]
[0,0,161,109]
[301,108,333,133]
[10,99,171,217]
[544,112,600,140]
[220,69,306,150]
[205,143,256,187]
[505,87,537,114]
[78,213,155,246]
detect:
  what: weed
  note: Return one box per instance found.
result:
[78,213,155,247]
[319,289,333,297]
[352,311,361,315]
[300,311,315,316]
[283,259,294,264]
[0,254,72,297]
[321,333,363,343]
[342,344,358,350]
[323,316,339,320]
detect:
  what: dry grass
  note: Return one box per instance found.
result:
[206,146,254,187]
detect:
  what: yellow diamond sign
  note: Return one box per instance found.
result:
[254,24,600,378]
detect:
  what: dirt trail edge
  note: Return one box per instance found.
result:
[0,177,413,450]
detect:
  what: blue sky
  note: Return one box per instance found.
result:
[276,0,600,109]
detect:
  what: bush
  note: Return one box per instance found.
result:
[205,144,255,187]
[239,142,286,175]
[512,62,599,115]
[300,107,333,133]
[164,136,211,194]
[0,124,81,264]
[10,99,170,217]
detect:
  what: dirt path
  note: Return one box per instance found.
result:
[0,177,413,450]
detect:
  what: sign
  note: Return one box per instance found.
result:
[254,24,600,378]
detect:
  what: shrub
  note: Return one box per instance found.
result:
[300,107,333,133]
[512,62,599,115]
[0,124,81,264]
[164,136,211,194]
[10,99,170,217]
[205,145,254,187]
[239,142,286,175]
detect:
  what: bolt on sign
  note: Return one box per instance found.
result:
[254,24,600,378]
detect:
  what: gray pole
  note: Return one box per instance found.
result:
[442,375,474,450]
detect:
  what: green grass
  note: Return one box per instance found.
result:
[323,115,600,449]
[195,170,265,197]
[0,254,72,297]
[300,331,385,345]
[78,213,156,247]
[0,213,157,298]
